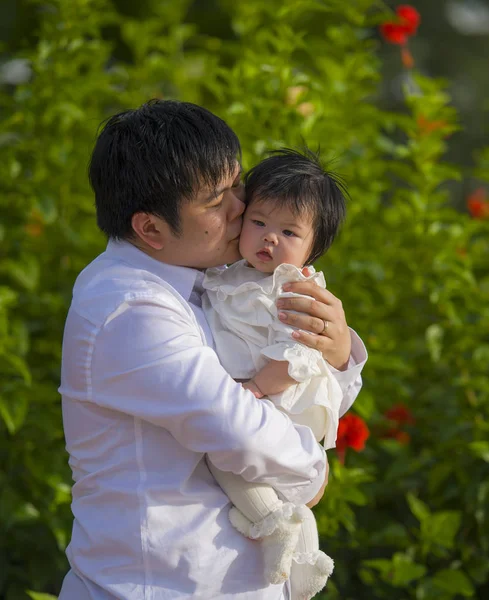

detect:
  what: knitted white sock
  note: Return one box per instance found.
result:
[289,506,334,600]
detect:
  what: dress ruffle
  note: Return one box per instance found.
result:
[203,260,326,300]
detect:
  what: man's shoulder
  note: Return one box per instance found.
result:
[70,253,191,327]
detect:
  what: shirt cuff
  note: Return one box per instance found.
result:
[278,443,327,506]
[328,328,367,391]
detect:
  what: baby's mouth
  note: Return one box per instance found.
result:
[256,248,273,262]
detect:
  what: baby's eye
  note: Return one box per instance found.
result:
[283,230,296,237]
[253,220,265,227]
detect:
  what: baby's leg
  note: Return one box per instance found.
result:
[289,506,334,600]
[207,458,307,584]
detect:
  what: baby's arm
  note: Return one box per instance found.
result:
[242,359,296,398]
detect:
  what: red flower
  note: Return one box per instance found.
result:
[380,5,421,45]
[384,404,415,426]
[397,5,421,34]
[467,188,489,220]
[417,115,448,136]
[380,23,410,45]
[336,414,370,453]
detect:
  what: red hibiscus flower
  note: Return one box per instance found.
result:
[381,404,415,446]
[384,403,415,426]
[467,188,489,220]
[380,5,421,46]
[397,5,421,34]
[336,414,370,454]
[380,23,410,45]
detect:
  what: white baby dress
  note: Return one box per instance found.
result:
[202,259,343,448]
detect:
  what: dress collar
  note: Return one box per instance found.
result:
[104,239,203,302]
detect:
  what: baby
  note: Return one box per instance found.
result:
[202,148,347,600]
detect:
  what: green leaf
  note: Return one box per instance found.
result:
[26,592,58,600]
[420,511,462,550]
[1,256,40,291]
[0,353,32,384]
[468,441,489,463]
[432,569,475,597]
[364,553,427,587]
[426,324,444,362]
[0,393,29,434]
[391,553,427,587]
[407,493,431,523]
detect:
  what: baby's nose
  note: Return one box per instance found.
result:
[264,232,278,245]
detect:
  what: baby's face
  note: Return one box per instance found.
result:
[238,198,315,273]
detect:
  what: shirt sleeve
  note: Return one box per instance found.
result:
[87,298,326,506]
[264,303,367,418]
[328,328,368,416]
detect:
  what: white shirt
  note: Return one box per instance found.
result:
[58,240,366,600]
[202,260,346,447]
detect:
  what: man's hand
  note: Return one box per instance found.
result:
[306,458,329,508]
[276,277,351,371]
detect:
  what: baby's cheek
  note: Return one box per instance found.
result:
[238,229,252,257]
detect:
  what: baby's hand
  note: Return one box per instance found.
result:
[242,379,264,399]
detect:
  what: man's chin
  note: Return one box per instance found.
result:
[224,247,243,265]
[203,249,242,269]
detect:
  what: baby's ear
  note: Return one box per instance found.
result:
[301,266,311,277]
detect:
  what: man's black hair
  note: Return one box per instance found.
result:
[244,147,347,265]
[89,99,241,238]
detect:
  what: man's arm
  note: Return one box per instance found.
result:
[85,299,326,506]
[328,329,367,416]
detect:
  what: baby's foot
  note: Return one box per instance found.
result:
[289,550,334,600]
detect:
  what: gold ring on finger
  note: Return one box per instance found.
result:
[322,320,329,334]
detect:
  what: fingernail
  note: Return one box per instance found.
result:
[292,331,300,339]
[278,311,287,320]
[282,284,291,291]
[276,300,284,308]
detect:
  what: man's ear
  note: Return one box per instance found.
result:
[131,212,171,251]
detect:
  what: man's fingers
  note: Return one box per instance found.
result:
[278,309,336,337]
[277,297,338,323]
[282,313,329,337]
[283,281,340,306]
[291,328,334,352]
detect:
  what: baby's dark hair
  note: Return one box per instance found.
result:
[244,147,347,265]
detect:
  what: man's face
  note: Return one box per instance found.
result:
[239,198,314,273]
[160,162,246,269]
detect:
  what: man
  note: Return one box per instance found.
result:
[59,99,367,600]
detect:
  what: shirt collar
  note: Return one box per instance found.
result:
[104,239,203,302]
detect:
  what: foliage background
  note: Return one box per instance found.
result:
[1,0,488,598]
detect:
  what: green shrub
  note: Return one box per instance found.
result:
[1,0,488,598]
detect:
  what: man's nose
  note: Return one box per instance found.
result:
[264,231,278,245]
[229,187,246,220]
